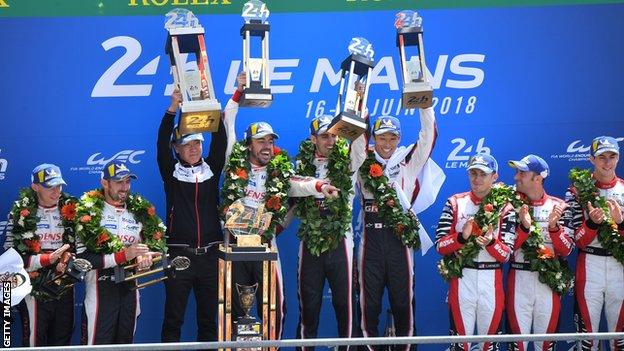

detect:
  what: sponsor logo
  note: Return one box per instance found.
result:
[445,137,490,169]
[70,149,145,174]
[550,137,623,162]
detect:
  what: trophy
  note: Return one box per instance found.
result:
[395,10,433,109]
[39,253,92,300]
[234,283,262,350]
[113,252,190,290]
[165,8,222,134]
[239,0,272,107]
[327,37,376,141]
[224,199,272,251]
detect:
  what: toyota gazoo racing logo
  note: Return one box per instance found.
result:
[70,149,145,174]
[550,137,623,162]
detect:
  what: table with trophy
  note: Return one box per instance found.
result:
[218,199,278,351]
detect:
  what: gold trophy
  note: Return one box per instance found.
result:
[327,37,376,141]
[39,252,92,299]
[113,252,190,290]
[165,8,222,134]
[396,10,433,109]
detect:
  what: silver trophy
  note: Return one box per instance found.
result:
[165,8,222,134]
[327,37,376,141]
[240,0,272,107]
[396,10,433,109]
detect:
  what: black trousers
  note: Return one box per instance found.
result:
[81,270,138,345]
[20,291,74,346]
[296,239,356,351]
[161,247,218,342]
[359,210,417,351]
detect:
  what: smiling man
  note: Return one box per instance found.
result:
[563,136,624,351]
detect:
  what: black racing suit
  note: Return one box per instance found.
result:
[357,107,437,351]
[294,135,366,351]
[157,93,238,342]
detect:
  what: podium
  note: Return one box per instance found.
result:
[217,244,278,351]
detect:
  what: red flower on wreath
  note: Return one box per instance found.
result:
[96,232,109,246]
[87,190,102,198]
[24,239,41,253]
[386,199,396,208]
[369,164,383,178]
[538,246,555,259]
[61,203,76,221]
[235,168,248,180]
[153,231,163,241]
[483,204,494,214]
[396,223,406,234]
[19,209,30,218]
[147,206,156,217]
[471,223,483,236]
[266,196,282,211]
[80,215,92,223]
[273,146,281,155]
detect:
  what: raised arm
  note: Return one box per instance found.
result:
[157,91,180,181]
[402,107,438,181]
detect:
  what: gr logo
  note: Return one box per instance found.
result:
[445,138,490,169]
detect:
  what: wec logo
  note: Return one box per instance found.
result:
[86,150,145,166]
[551,137,623,163]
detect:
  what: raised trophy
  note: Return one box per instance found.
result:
[113,251,190,290]
[396,10,433,109]
[327,37,376,141]
[239,0,272,107]
[234,283,262,349]
[39,252,92,299]
[165,8,222,134]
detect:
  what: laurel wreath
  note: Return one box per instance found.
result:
[570,168,624,264]
[9,188,77,299]
[436,183,574,295]
[294,139,353,256]
[360,150,421,249]
[220,142,294,241]
[74,189,167,254]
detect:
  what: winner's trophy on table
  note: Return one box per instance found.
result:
[239,0,273,107]
[218,199,277,351]
[165,8,222,134]
[327,37,376,141]
[395,10,433,109]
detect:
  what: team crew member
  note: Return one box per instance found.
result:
[357,108,437,350]
[506,155,572,351]
[294,116,366,350]
[222,113,339,339]
[563,136,624,351]
[435,154,516,351]
[77,161,162,345]
[157,81,240,342]
[4,164,74,346]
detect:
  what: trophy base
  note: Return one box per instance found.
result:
[235,234,262,247]
[231,245,266,253]
[179,100,222,134]
[234,319,262,351]
[327,111,367,141]
[240,88,273,108]
[402,83,433,109]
